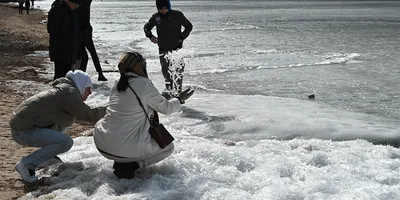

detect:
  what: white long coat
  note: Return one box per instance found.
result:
[94,73,181,158]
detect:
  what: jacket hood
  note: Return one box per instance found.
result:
[51,76,81,95]
[156,0,171,10]
[52,76,75,87]
[62,70,92,97]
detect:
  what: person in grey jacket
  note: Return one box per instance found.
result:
[94,52,194,179]
[10,70,106,183]
[144,0,193,98]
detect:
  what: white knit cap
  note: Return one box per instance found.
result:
[66,70,92,97]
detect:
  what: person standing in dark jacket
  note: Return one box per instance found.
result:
[47,0,81,80]
[18,0,24,14]
[76,0,108,81]
[24,0,30,14]
[144,0,192,97]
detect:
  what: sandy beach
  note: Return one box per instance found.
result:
[0,3,91,199]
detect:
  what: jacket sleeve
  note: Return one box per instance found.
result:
[47,5,62,42]
[145,81,181,115]
[62,91,107,124]
[144,15,157,38]
[179,12,193,40]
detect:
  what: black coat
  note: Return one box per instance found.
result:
[77,0,93,43]
[77,0,92,30]
[47,0,79,64]
[144,10,193,53]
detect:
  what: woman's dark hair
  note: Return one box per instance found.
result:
[116,51,147,92]
[117,73,130,92]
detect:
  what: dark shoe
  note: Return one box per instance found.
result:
[15,159,38,183]
[37,156,63,169]
[113,162,140,179]
[98,73,108,81]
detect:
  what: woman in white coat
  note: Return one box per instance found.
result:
[94,51,194,179]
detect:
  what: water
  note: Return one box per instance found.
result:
[35,0,400,121]
[19,0,400,199]
[92,0,400,121]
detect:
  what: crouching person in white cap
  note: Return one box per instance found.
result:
[9,70,106,183]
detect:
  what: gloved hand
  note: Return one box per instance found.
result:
[150,36,158,44]
[178,88,194,104]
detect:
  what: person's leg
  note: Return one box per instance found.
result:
[104,143,175,168]
[159,53,173,91]
[19,5,22,14]
[137,143,174,168]
[11,128,73,170]
[53,61,63,80]
[54,61,72,80]
[86,38,107,81]
[173,57,185,93]
[77,43,88,72]
[85,38,101,73]
[62,63,72,77]
[25,2,30,14]
[99,143,174,179]
[112,162,140,179]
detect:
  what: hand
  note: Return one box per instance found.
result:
[178,88,194,102]
[150,36,158,44]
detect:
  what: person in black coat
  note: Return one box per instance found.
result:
[47,0,81,80]
[144,0,192,97]
[76,0,107,81]
[24,0,30,14]
[18,0,24,14]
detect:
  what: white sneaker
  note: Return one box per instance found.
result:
[15,160,38,183]
[37,156,63,169]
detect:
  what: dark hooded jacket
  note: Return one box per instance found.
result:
[144,0,193,53]
[47,0,79,64]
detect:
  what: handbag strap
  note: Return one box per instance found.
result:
[127,84,158,127]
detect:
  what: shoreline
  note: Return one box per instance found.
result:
[0,3,92,199]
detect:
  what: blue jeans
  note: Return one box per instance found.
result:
[11,128,73,170]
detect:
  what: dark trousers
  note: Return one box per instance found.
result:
[18,3,23,14]
[53,61,71,80]
[159,52,185,93]
[25,1,30,14]
[77,38,103,73]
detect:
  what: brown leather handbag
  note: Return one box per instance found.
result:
[149,112,174,149]
[128,85,174,149]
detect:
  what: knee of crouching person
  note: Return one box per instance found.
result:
[61,136,74,152]
[165,142,175,155]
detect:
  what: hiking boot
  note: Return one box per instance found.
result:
[37,156,63,169]
[98,73,108,81]
[113,162,140,179]
[15,159,38,183]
